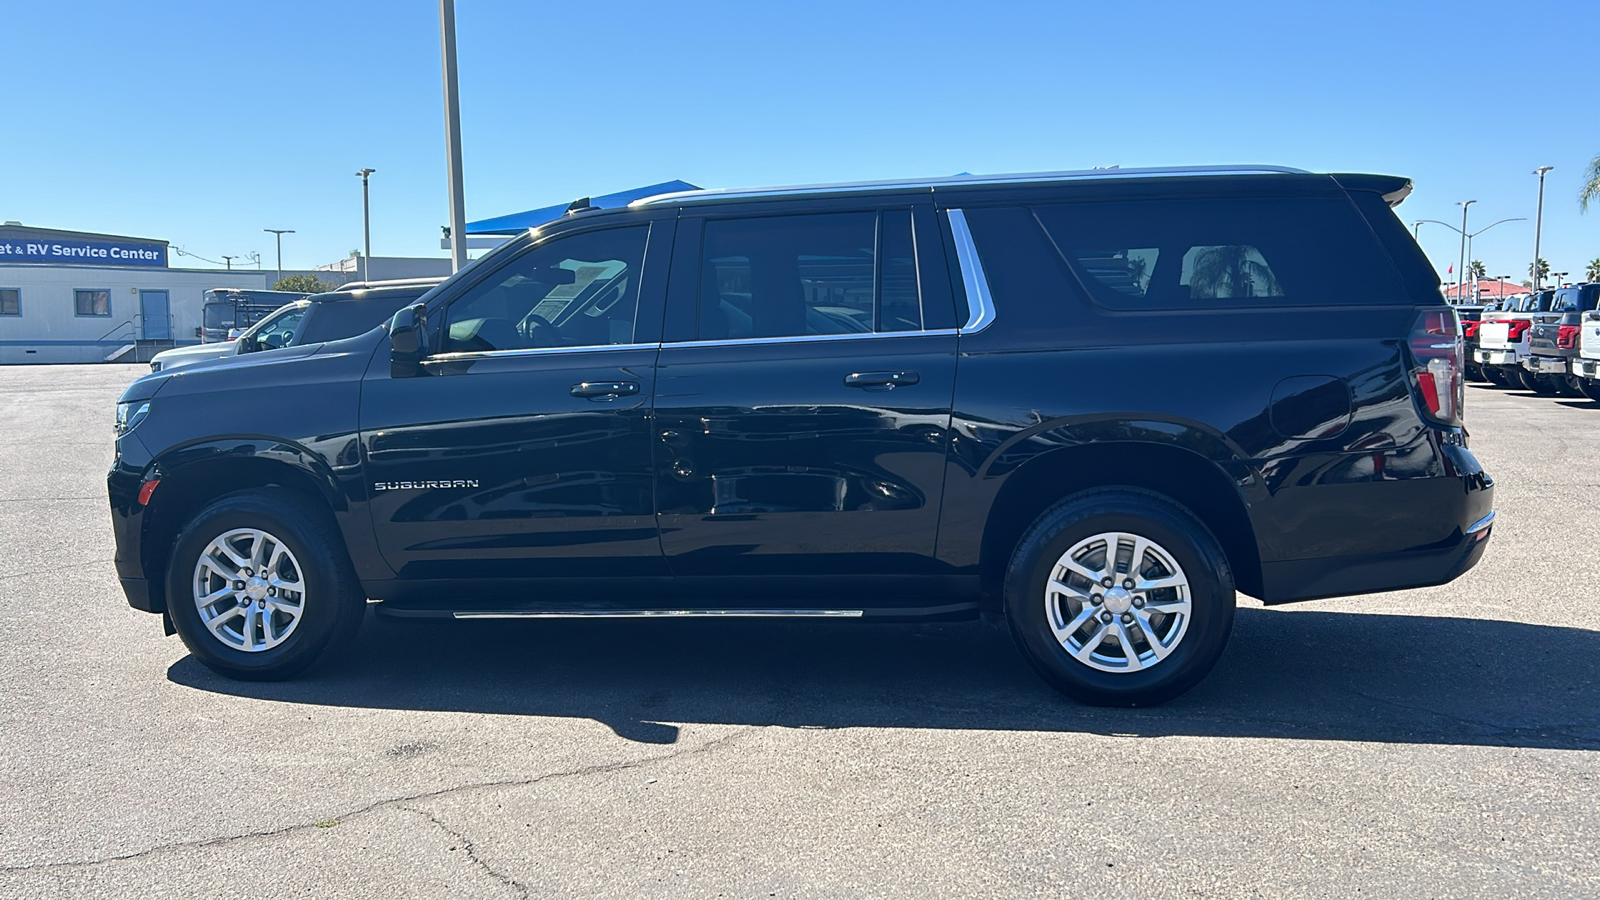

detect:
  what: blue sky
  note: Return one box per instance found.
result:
[4,0,1598,282]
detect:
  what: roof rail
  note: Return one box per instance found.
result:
[630,165,1313,208]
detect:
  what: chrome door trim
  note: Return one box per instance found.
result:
[453,608,864,619]
[945,209,996,334]
[424,342,661,364]
[661,329,958,351]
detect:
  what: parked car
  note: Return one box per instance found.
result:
[1476,290,1554,390]
[1567,299,1600,402]
[1456,303,1489,382]
[1526,284,1600,396]
[108,166,1494,706]
[149,282,444,372]
[200,289,308,343]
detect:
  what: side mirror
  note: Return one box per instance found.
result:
[390,303,431,378]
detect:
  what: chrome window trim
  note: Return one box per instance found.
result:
[425,342,660,363]
[629,165,1311,209]
[946,209,996,333]
[662,329,958,351]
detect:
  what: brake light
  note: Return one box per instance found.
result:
[1506,320,1532,341]
[1558,325,1580,349]
[1463,321,1481,339]
[1408,309,1463,426]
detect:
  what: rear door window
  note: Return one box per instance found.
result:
[696,210,924,340]
[1032,197,1403,309]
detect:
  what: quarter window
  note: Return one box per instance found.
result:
[0,288,18,316]
[443,226,648,353]
[696,210,922,340]
[74,289,111,317]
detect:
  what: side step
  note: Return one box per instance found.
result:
[452,608,864,620]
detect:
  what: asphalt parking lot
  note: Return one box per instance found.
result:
[0,364,1596,898]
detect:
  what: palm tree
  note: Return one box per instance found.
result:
[1186,245,1282,298]
[1530,257,1550,282]
[1587,258,1600,282]
[1468,260,1487,280]
[1581,153,1600,212]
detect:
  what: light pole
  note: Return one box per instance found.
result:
[1456,201,1475,304]
[263,229,294,286]
[1417,216,1523,302]
[1532,166,1554,290]
[221,255,236,271]
[439,0,468,273]
[1412,221,1424,240]
[355,168,376,282]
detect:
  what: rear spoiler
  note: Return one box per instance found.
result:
[1331,174,1414,207]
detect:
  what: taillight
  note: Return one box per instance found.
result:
[1463,321,1481,339]
[1558,325,1579,349]
[1506,320,1532,341]
[1408,309,1463,427]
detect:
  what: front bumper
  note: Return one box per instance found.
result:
[1475,348,1521,366]
[109,434,159,613]
[1523,355,1571,376]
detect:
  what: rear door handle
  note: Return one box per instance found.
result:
[844,371,919,390]
[570,381,640,399]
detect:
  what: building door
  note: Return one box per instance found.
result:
[139,291,171,340]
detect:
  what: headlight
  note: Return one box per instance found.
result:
[115,401,150,436]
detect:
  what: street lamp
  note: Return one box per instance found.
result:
[439,0,468,273]
[355,168,376,282]
[262,229,294,285]
[1532,166,1554,290]
[221,255,236,271]
[1416,216,1524,302]
[1456,201,1475,304]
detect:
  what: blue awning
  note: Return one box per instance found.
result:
[465,180,701,235]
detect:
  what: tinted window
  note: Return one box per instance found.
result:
[445,226,647,353]
[0,288,18,316]
[697,211,922,340]
[1032,197,1402,308]
[248,306,307,351]
[298,291,426,344]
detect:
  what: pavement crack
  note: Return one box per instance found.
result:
[402,806,529,899]
[0,727,752,874]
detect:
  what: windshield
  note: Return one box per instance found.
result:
[241,303,309,352]
[202,302,235,329]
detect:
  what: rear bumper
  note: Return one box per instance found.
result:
[1475,348,1520,366]
[1260,510,1494,604]
[1523,354,1571,375]
[1574,358,1600,380]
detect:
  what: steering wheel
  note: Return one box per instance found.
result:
[520,313,557,346]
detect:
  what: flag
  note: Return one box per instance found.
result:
[1447,264,1453,273]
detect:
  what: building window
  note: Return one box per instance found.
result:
[74,289,111,317]
[0,289,18,316]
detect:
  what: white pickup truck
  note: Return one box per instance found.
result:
[1570,307,1600,401]
[1476,290,1556,391]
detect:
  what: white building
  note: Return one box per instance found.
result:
[0,223,271,364]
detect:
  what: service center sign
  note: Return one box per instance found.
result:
[0,236,167,267]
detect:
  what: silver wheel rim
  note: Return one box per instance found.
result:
[1044,531,1192,673]
[192,528,307,652]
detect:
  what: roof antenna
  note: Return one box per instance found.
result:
[565,197,594,214]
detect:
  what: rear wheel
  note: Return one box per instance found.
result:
[1518,368,1557,394]
[1560,375,1585,397]
[1579,378,1600,403]
[1004,490,1236,707]
[165,489,366,680]
[1484,366,1509,387]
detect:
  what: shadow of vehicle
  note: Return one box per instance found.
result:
[169,607,1600,750]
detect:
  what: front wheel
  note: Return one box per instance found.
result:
[1004,490,1236,707]
[165,489,366,680]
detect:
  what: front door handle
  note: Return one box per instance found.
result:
[570,381,640,399]
[844,371,919,390]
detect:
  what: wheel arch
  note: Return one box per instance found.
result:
[139,440,353,614]
[978,440,1264,614]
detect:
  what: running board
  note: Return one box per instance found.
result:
[452,608,864,620]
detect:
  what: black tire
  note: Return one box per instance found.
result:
[165,488,366,680]
[1465,362,1487,383]
[1485,366,1508,387]
[1560,375,1585,398]
[1003,489,1236,707]
[1579,378,1600,403]
[1518,368,1557,394]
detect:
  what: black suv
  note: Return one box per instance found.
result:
[109,166,1495,705]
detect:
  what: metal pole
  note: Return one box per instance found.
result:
[1456,201,1474,304]
[263,229,294,286]
[356,168,376,282]
[1532,166,1553,290]
[440,0,468,272]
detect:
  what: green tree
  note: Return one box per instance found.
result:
[1468,260,1487,279]
[1186,245,1282,298]
[1580,152,1600,212]
[1529,257,1550,282]
[1587,258,1600,282]
[273,274,338,293]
